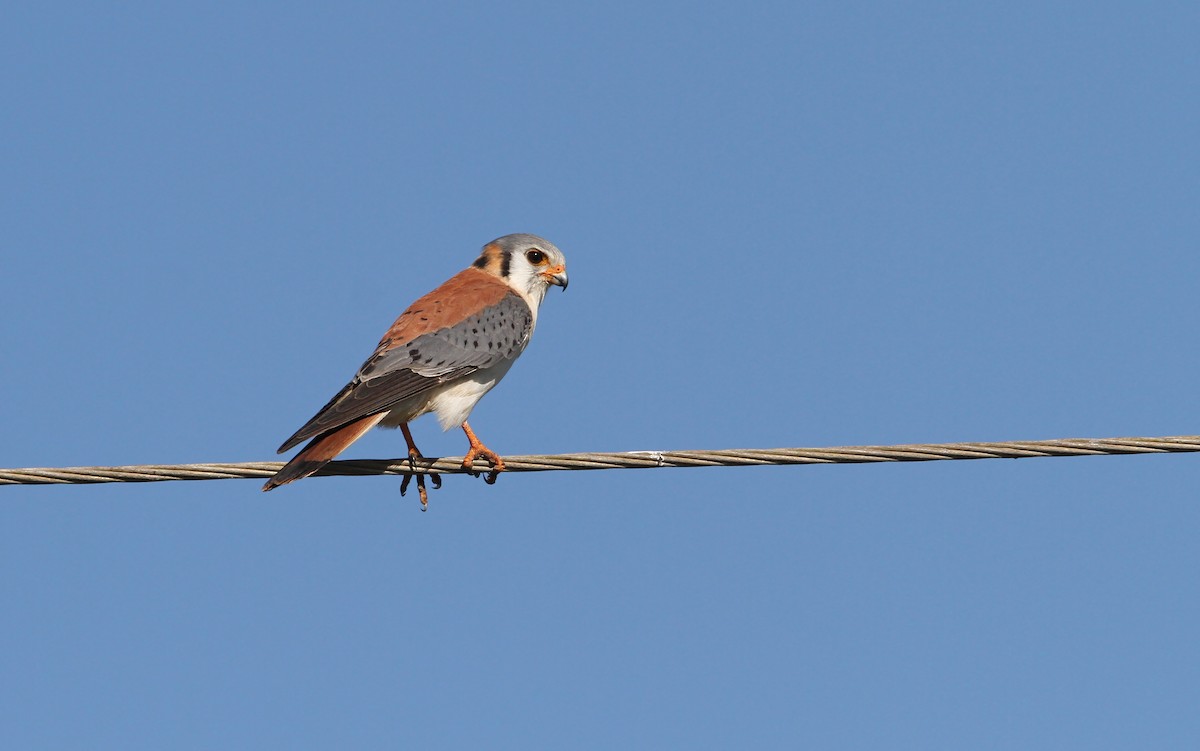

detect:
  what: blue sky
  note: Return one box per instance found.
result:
[3,1,1199,747]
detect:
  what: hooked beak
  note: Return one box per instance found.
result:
[541,264,569,290]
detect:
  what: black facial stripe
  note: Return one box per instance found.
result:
[473,255,488,269]
[500,250,512,278]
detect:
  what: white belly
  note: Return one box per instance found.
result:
[378,357,517,431]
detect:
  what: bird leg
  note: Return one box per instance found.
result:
[460,420,505,485]
[397,423,440,510]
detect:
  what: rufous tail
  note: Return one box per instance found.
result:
[262,414,385,491]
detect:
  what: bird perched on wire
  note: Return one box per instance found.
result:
[263,233,568,505]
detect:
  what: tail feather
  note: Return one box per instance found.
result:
[262,414,386,491]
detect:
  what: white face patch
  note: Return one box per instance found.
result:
[497,239,567,317]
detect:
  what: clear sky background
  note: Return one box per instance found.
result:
[3,2,1198,748]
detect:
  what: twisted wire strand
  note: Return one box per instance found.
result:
[2,435,1197,486]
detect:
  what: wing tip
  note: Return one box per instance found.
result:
[263,413,388,491]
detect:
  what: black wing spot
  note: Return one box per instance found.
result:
[409,348,421,358]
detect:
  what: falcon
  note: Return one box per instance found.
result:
[263,233,568,503]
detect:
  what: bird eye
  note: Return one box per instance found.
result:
[525,249,546,265]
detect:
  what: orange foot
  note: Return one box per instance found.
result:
[460,420,505,485]
[398,423,441,510]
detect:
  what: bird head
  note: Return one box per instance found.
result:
[474,233,568,307]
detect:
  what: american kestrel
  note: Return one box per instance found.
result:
[263,233,568,503]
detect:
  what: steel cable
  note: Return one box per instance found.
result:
[2,434,1197,486]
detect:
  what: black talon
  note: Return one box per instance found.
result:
[400,451,434,510]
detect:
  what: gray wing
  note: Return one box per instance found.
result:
[276,294,533,453]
